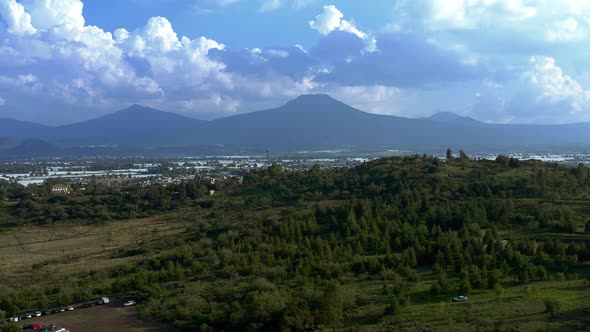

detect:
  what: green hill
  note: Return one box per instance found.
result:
[1,155,589,331]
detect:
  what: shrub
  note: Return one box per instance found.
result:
[543,298,560,318]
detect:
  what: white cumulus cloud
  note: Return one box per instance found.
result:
[309,5,376,53]
[0,0,323,123]
[0,0,36,35]
[503,56,590,123]
[21,0,85,30]
[409,0,537,30]
[323,84,406,115]
[0,0,237,122]
[525,56,590,110]
[546,18,588,42]
[309,5,365,38]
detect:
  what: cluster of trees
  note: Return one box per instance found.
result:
[1,155,589,330]
[0,177,228,224]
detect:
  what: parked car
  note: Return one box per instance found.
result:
[24,313,32,319]
[54,328,69,332]
[123,300,136,307]
[31,323,43,330]
[34,311,42,317]
[452,295,468,302]
[9,316,19,322]
[41,311,51,316]
[66,305,74,311]
[22,323,33,329]
[58,308,66,312]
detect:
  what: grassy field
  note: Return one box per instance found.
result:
[0,217,193,331]
[0,216,194,287]
[340,272,590,331]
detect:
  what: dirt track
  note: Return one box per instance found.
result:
[19,302,177,332]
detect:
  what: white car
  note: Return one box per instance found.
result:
[452,295,468,302]
[34,311,42,317]
[66,305,74,311]
[9,317,19,322]
[55,328,70,332]
[24,313,32,319]
[123,300,136,306]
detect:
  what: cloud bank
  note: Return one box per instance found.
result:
[0,0,589,124]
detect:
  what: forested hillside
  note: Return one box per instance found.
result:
[1,155,590,331]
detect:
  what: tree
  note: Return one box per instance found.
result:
[38,293,49,310]
[459,150,469,160]
[1,322,23,332]
[245,289,289,326]
[508,157,521,168]
[438,301,448,319]
[430,282,442,295]
[543,298,560,318]
[404,248,417,267]
[446,148,453,160]
[459,279,472,295]
[319,284,344,327]
[58,287,73,306]
[268,163,283,177]
[494,284,504,301]
[384,297,401,316]
[495,155,510,167]
[487,269,502,289]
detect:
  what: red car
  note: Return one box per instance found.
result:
[31,324,43,329]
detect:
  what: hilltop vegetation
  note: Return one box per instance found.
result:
[1,154,590,331]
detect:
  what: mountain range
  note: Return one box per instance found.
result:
[2,94,590,157]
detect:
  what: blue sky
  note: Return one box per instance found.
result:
[83,1,394,49]
[1,0,590,125]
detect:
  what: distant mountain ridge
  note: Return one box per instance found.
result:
[0,137,59,158]
[0,118,52,139]
[2,94,590,157]
[427,112,483,126]
[48,105,205,143]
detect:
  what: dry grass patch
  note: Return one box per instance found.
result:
[0,218,192,286]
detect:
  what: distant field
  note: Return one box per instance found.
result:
[501,229,590,242]
[343,274,590,331]
[0,217,193,286]
[18,301,177,332]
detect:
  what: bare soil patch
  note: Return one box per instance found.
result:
[19,301,177,332]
